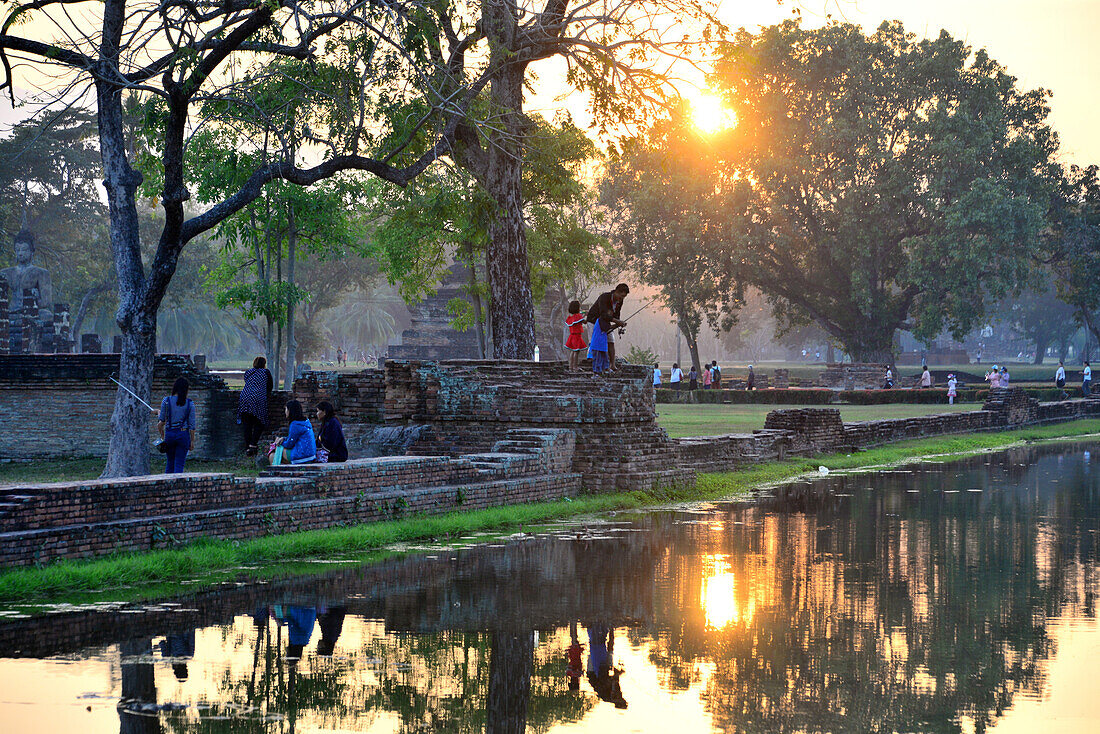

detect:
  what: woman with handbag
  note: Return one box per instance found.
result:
[315,401,348,463]
[157,377,196,474]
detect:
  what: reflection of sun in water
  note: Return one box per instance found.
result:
[690,93,737,134]
[701,554,752,629]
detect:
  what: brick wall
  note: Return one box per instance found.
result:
[0,428,580,568]
[0,354,239,460]
[673,389,1100,473]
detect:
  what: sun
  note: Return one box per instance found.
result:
[690,93,736,134]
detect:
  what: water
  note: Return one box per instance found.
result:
[1,444,1099,733]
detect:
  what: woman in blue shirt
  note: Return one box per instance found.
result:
[274,399,317,464]
[158,377,196,474]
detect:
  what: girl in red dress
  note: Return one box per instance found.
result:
[564,300,587,371]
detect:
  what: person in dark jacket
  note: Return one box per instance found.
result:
[315,400,349,462]
[238,356,273,456]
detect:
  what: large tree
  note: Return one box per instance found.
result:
[0,0,495,476]
[1048,164,1100,350]
[710,20,1058,362]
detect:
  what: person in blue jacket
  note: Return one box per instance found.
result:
[273,399,317,464]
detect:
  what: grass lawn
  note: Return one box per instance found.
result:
[0,456,260,485]
[657,402,979,438]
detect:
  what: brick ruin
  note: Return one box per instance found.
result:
[817,363,887,390]
[0,354,242,460]
[0,350,1099,569]
[0,428,580,567]
[0,280,74,354]
[387,263,482,360]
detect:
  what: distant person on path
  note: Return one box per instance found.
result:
[712,361,722,388]
[564,300,588,372]
[157,377,195,474]
[947,374,957,404]
[271,400,317,465]
[976,345,983,364]
[1056,361,1068,399]
[688,365,699,391]
[671,363,683,391]
[1083,361,1092,397]
[882,365,894,390]
[986,365,1002,389]
[586,284,629,370]
[238,356,273,456]
[702,363,712,389]
[315,401,348,463]
[746,364,755,390]
[652,363,661,387]
[920,365,932,388]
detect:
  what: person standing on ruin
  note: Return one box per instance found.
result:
[947,373,957,404]
[1083,361,1092,397]
[587,284,629,370]
[238,356,273,456]
[746,364,755,390]
[1056,361,1068,399]
[564,300,588,371]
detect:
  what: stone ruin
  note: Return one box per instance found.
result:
[387,263,482,361]
[0,280,73,354]
[818,363,886,390]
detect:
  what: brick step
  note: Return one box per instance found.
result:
[0,472,583,567]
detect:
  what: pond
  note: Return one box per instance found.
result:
[1,443,1099,733]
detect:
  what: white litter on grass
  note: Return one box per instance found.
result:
[818,466,829,475]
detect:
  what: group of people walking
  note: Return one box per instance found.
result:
[151,355,349,474]
[655,361,728,391]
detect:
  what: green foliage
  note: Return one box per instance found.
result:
[710,20,1059,360]
[625,345,658,366]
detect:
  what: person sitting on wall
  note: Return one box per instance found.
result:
[269,399,317,465]
[315,400,348,463]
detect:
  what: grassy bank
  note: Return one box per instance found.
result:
[657,402,977,438]
[2,419,1099,609]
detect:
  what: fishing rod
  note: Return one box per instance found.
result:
[616,297,657,335]
[109,376,155,411]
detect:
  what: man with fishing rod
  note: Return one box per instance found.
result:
[586,284,631,371]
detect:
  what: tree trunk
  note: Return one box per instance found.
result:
[465,241,487,359]
[486,630,533,734]
[119,638,160,734]
[1033,336,1049,365]
[283,208,297,390]
[97,56,156,478]
[483,7,536,360]
[71,280,111,339]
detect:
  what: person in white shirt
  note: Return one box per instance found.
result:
[652,363,662,387]
[947,374,957,404]
[920,365,932,388]
[1083,361,1092,397]
[882,365,894,389]
[1056,361,1067,399]
[670,362,683,391]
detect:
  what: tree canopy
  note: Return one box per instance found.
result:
[708,20,1059,362]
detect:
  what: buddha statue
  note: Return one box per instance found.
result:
[0,229,54,351]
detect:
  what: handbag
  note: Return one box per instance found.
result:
[316,447,330,464]
[271,445,285,466]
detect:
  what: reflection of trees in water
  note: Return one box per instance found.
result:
[151,620,590,733]
[643,452,1100,733]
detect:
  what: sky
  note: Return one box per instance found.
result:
[526,0,1100,166]
[1,0,1096,165]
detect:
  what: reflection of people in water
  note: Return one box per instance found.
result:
[566,621,584,691]
[316,606,347,656]
[159,629,196,681]
[275,604,317,661]
[587,624,627,709]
